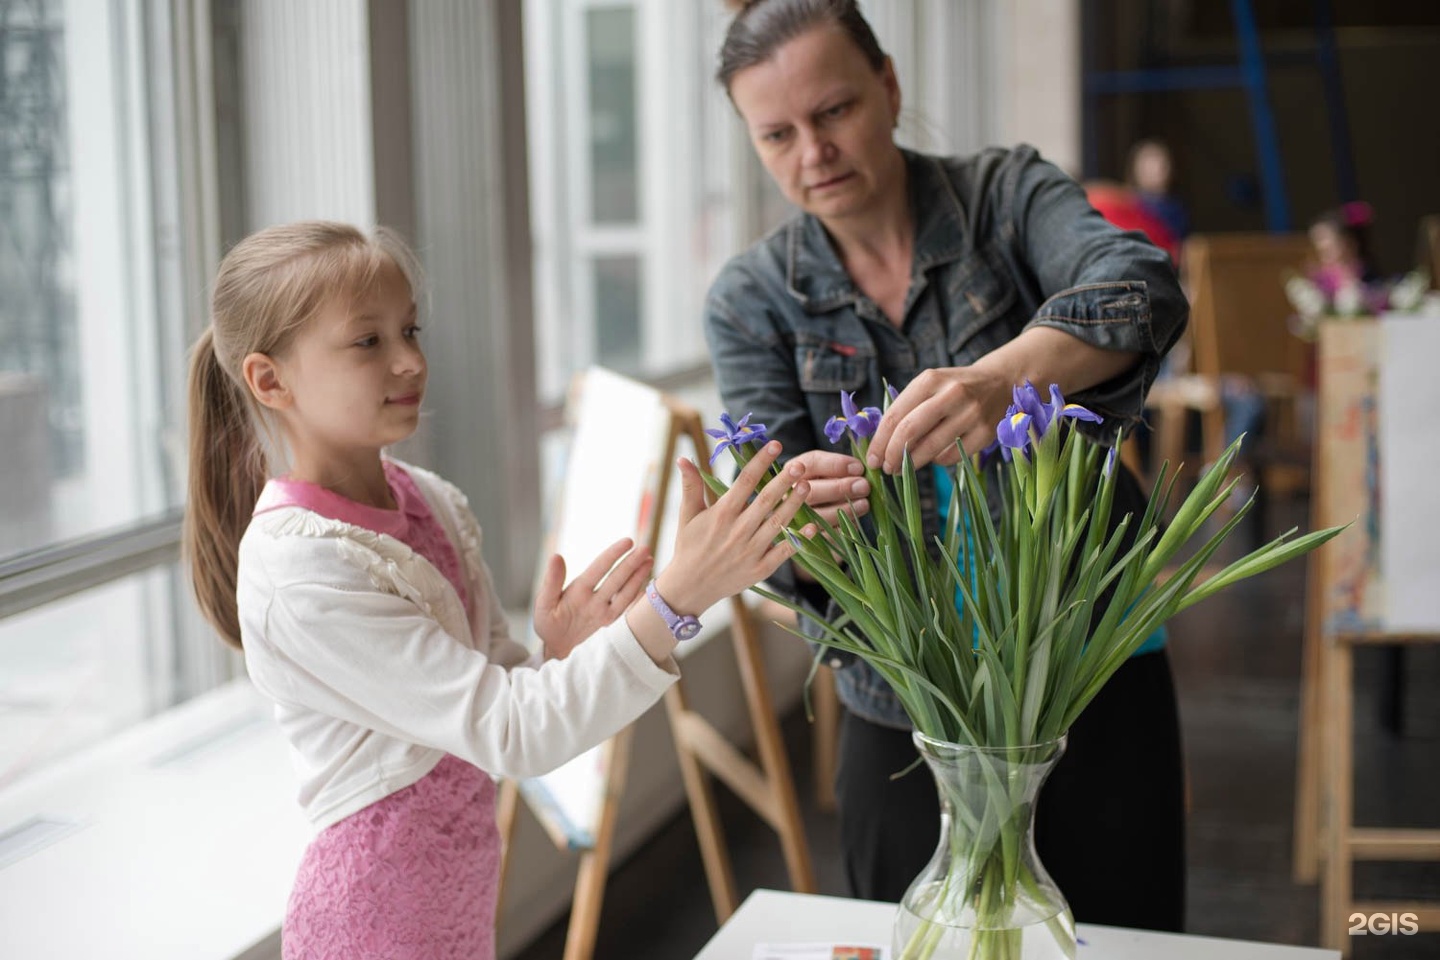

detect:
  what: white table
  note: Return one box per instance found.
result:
[693,890,1341,959]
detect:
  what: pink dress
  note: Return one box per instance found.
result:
[254,461,500,960]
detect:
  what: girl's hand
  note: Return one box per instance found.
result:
[866,366,1009,473]
[652,441,815,616]
[533,538,653,659]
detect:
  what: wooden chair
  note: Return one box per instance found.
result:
[1146,233,1315,504]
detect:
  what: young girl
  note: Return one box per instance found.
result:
[183,221,813,959]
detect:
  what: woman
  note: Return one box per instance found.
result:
[705,0,1189,932]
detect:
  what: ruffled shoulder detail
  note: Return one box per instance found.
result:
[251,505,465,628]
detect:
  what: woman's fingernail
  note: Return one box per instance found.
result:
[866,454,879,468]
[848,462,865,475]
[851,480,868,495]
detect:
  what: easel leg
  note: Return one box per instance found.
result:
[813,664,839,813]
[1293,548,1325,884]
[729,608,817,895]
[664,683,740,923]
[563,729,633,960]
[495,777,521,920]
[1320,643,1354,956]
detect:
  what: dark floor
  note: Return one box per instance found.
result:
[514,498,1440,960]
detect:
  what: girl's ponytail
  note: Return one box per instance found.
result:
[183,326,265,649]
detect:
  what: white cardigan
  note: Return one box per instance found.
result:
[236,460,679,829]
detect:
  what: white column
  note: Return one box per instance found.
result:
[238,0,376,227]
[408,0,541,605]
[994,0,1081,175]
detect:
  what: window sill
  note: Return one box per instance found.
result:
[0,596,810,960]
[0,679,310,960]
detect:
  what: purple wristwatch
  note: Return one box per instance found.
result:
[646,580,701,641]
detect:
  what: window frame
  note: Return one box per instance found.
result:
[0,0,235,773]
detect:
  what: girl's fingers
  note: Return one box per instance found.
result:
[675,457,706,526]
[572,537,635,592]
[722,441,785,506]
[746,450,806,514]
[600,549,653,605]
[750,479,810,547]
[610,560,652,609]
[755,524,816,578]
[535,554,565,610]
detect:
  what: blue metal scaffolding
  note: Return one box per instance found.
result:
[1082,0,1359,233]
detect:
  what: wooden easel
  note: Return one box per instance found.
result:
[1290,320,1440,954]
[495,369,815,960]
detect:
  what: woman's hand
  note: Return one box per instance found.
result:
[866,365,1010,473]
[533,538,654,659]
[784,449,869,526]
[652,441,816,616]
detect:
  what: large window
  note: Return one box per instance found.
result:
[0,0,223,786]
[525,0,746,404]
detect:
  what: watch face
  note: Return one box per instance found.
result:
[676,618,702,641]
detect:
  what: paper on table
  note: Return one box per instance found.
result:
[1377,314,1440,631]
[752,945,885,960]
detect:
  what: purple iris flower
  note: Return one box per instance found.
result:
[992,382,1104,459]
[1012,382,1052,434]
[706,412,770,465]
[995,409,1034,452]
[1104,444,1118,478]
[1045,383,1103,429]
[824,391,883,445]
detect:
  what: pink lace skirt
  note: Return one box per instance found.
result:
[283,755,500,960]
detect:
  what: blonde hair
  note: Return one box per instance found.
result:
[184,221,424,648]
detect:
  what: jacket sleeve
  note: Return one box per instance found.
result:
[247,542,677,781]
[1004,146,1189,432]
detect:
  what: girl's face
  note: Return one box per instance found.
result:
[728,25,903,223]
[257,257,426,467]
[1309,222,1356,267]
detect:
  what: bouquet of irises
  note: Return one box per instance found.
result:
[706,382,1344,960]
[707,382,1342,749]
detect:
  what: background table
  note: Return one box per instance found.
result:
[694,890,1341,959]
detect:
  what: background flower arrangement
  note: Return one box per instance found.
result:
[1285,268,1432,340]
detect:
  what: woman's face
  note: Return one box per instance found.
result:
[728,25,903,223]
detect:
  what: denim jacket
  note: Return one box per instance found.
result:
[703,145,1188,730]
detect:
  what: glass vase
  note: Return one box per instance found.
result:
[893,734,1076,960]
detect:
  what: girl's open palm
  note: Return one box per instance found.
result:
[653,441,815,615]
[533,538,653,659]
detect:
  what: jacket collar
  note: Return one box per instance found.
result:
[784,148,970,312]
